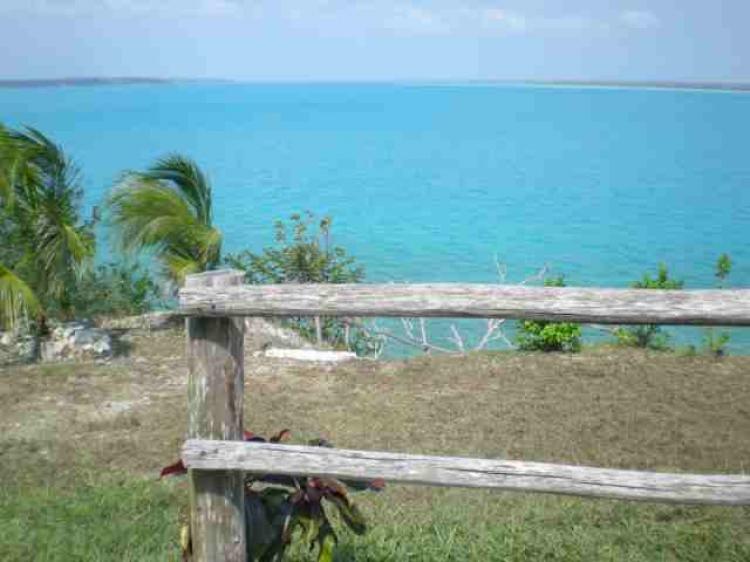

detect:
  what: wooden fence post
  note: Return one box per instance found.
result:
[185,270,246,562]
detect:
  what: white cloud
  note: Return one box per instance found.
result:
[483,9,528,33]
[481,8,606,34]
[381,5,450,34]
[620,10,660,29]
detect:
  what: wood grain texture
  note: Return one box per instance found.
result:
[182,440,750,506]
[179,284,750,325]
[186,271,246,562]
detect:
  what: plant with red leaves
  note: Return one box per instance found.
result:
[161,429,384,562]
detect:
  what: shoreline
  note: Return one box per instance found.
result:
[2,77,750,94]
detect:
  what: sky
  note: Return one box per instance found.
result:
[0,1,748,82]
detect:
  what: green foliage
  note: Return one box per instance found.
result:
[225,212,379,355]
[516,276,582,352]
[65,262,163,318]
[243,435,379,562]
[163,430,381,562]
[715,253,732,286]
[703,253,733,356]
[0,124,94,329]
[613,325,672,350]
[703,330,730,358]
[107,154,222,286]
[615,263,683,350]
[631,263,684,290]
[0,264,40,330]
[225,212,364,285]
[517,321,582,352]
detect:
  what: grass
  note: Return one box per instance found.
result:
[1,474,182,562]
[1,330,749,560]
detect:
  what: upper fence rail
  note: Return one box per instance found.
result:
[179,282,750,326]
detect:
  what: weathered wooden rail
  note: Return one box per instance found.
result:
[179,270,750,562]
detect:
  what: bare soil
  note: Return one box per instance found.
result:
[1,328,748,484]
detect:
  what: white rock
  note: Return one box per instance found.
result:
[259,347,358,362]
[0,332,13,346]
[40,322,112,362]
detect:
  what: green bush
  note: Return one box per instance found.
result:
[225,212,364,285]
[516,276,582,352]
[614,263,683,350]
[225,212,380,355]
[715,253,732,286]
[703,330,730,357]
[703,253,733,357]
[65,262,163,318]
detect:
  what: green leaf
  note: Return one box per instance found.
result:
[316,518,337,562]
[107,155,222,285]
[0,264,40,329]
[325,491,367,535]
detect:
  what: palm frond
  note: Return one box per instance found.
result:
[162,253,204,285]
[0,264,40,329]
[9,126,82,205]
[109,178,199,251]
[0,125,91,315]
[107,156,221,284]
[141,154,213,226]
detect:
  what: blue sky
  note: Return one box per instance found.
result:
[1,1,747,81]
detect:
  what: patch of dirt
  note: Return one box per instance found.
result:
[1,329,749,485]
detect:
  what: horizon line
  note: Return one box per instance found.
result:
[2,76,750,92]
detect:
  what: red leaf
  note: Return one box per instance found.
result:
[160,460,187,478]
[270,429,292,443]
[368,478,386,491]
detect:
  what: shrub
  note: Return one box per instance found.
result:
[614,263,683,350]
[715,253,732,286]
[225,212,364,285]
[0,125,94,330]
[703,330,730,358]
[225,212,380,355]
[703,253,733,357]
[516,276,582,352]
[161,429,383,562]
[64,261,163,318]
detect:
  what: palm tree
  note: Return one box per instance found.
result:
[0,125,94,330]
[107,155,221,285]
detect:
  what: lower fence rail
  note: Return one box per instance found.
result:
[182,439,750,506]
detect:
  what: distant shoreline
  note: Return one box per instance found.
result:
[0,77,175,88]
[521,80,750,93]
[1,77,749,93]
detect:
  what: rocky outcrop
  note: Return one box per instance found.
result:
[0,331,38,364]
[39,322,112,362]
[1,312,334,365]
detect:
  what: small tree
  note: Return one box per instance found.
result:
[715,253,732,288]
[0,125,94,331]
[704,254,733,357]
[516,276,582,352]
[614,263,683,350]
[225,212,379,354]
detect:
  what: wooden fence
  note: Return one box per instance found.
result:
[178,270,750,562]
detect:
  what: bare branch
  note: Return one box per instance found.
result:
[449,324,466,353]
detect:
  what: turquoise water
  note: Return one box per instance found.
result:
[2,83,749,351]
